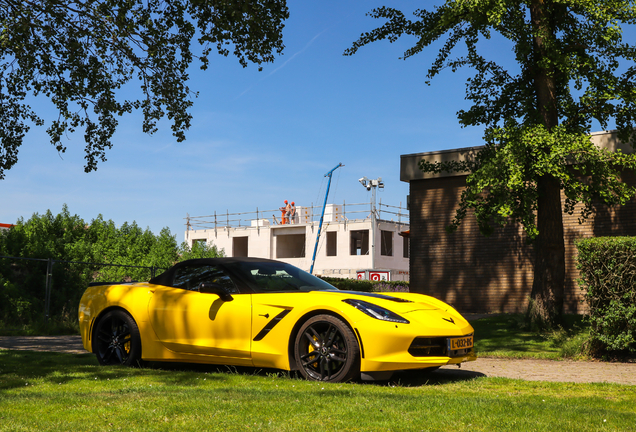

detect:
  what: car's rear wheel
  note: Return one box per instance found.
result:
[92,310,142,366]
[294,314,360,382]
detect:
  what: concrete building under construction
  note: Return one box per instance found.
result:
[184,201,410,281]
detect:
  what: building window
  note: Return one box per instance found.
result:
[326,231,337,256]
[350,230,369,255]
[403,236,409,258]
[276,234,306,258]
[233,236,248,257]
[380,230,393,256]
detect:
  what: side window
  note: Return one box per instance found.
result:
[172,265,238,293]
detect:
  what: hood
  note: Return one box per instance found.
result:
[325,290,471,332]
[325,290,454,314]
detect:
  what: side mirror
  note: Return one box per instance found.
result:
[198,283,234,302]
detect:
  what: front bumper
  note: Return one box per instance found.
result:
[354,316,477,372]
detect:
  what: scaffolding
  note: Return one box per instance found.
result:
[185,201,409,232]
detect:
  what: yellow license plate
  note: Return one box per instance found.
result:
[449,336,473,350]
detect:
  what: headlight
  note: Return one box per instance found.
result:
[343,299,410,324]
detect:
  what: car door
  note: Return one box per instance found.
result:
[148,264,252,359]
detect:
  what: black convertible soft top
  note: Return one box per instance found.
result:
[148,257,287,288]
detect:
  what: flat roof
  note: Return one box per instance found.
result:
[400,130,633,183]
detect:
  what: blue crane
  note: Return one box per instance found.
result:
[309,162,343,274]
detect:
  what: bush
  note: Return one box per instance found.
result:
[373,282,409,293]
[0,275,35,326]
[318,276,409,293]
[576,236,636,357]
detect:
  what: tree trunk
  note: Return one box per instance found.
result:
[528,0,565,326]
[529,175,565,327]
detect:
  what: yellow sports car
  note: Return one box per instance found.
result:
[79,258,476,382]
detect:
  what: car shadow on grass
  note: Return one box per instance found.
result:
[0,350,485,390]
[376,367,485,387]
[143,361,291,381]
[144,361,485,387]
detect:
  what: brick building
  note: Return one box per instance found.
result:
[400,131,636,313]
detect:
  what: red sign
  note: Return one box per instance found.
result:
[357,270,391,281]
[369,271,390,281]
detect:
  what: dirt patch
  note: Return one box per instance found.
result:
[0,335,87,355]
[1,335,634,385]
[437,358,636,385]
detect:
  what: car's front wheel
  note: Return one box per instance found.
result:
[92,310,142,366]
[294,314,360,382]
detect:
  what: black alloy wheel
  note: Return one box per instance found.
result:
[294,314,360,382]
[92,310,142,366]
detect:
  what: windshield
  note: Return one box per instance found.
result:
[225,261,338,293]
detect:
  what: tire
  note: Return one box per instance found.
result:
[92,310,142,366]
[294,314,360,382]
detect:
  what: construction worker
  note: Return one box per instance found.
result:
[280,200,288,224]
[284,200,291,224]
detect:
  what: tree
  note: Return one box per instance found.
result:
[346,1,636,326]
[0,0,289,179]
[178,239,224,260]
[0,205,224,326]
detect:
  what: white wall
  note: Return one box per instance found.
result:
[185,218,409,280]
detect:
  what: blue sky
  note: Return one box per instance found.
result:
[0,1,626,241]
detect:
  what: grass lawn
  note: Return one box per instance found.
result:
[1,350,635,432]
[472,314,592,360]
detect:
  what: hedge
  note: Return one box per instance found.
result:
[318,276,409,293]
[576,236,636,356]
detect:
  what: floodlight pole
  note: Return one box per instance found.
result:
[371,182,377,270]
[310,163,343,274]
[359,176,384,270]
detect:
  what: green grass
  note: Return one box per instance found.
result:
[472,314,592,360]
[1,350,635,431]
